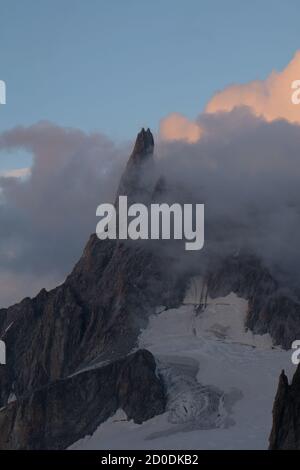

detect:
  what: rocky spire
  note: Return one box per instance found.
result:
[269,367,300,449]
[129,128,154,165]
[116,128,155,203]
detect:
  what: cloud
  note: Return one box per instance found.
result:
[2,110,300,306]
[160,50,300,143]
[0,168,31,179]
[156,108,300,287]
[2,51,300,306]
[159,112,202,143]
[0,122,127,306]
[206,51,300,122]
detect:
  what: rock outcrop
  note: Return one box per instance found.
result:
[269,366,300,449]
[205,254,300,349]
[0,349,165,450]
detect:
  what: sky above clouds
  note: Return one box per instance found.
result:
[1,1,300,306]
[160,50,300,141]
[1,0,300,166]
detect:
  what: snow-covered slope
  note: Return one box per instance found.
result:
[70,287,295,450]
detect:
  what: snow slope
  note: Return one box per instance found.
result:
[70,288,295,450]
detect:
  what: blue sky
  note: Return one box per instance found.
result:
[0,0,300,171]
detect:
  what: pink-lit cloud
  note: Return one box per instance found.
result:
[206,51,300,122]
[160,50,300,143]
[160,112,202,143]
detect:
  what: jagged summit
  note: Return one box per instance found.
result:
[130,128,154,164]
[116,128,155,201]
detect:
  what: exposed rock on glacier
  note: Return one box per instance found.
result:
[204,254,300,349]
[0,350,165,450]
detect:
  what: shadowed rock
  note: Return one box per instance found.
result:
[269,366,300,449]
[0,350,166,450]
[116,128,156,203]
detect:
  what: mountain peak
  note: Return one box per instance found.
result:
[116,128,155,200]
[130,128,154,163]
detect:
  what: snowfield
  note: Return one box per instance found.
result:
[70,284,295,450]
